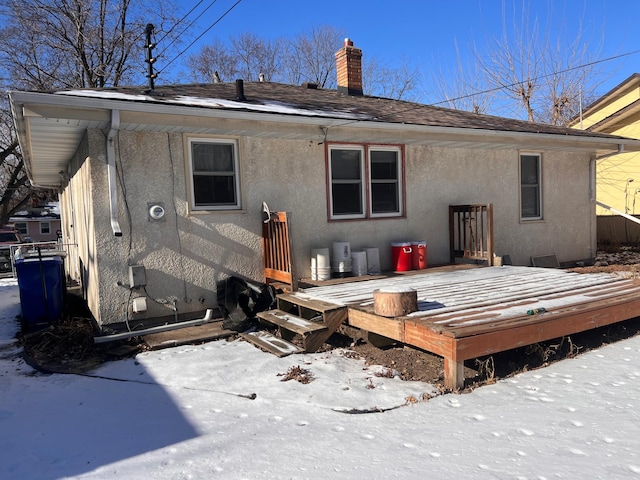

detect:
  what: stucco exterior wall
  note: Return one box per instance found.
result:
[68,126,595,329]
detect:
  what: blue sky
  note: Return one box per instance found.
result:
[168,0,640,104]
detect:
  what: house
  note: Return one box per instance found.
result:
[568,74,640,216]
[10,203,61,243]
[9,39,640,336]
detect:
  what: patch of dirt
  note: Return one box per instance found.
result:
[20,317,144,374]
[569,245,640,275]
[335,317,640,393]
[278,365,314,384]
[19,295,145,374]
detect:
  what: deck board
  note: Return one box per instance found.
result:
[289,266,640,389]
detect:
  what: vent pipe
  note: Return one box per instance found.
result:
[235,79,246,101]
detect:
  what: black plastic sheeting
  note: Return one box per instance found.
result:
[216,276,277,332]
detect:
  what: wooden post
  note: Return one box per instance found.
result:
[444,357,464,391]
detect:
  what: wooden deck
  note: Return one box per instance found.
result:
[290,266,640,389]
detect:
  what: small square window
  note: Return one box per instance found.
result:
[187,138,241,211]
[40,222,51,234]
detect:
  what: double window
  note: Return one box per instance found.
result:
[328,144,403,220]
[187,138,241,211]
[520,153,542,220]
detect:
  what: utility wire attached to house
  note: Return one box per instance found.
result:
[154,0,219,64]
[430,49,640,107]
[157,0,243,77]
[156,0,208,46]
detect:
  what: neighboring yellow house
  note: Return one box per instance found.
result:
[569,74,640,215]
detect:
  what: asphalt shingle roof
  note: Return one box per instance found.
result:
[66,81,627,141]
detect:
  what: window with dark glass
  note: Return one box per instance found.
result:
[189,139,240,210]
[520,153,541,219]
[370,149,400,215]
[330,148,364,217]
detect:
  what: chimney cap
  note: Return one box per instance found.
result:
[344,38,353,47]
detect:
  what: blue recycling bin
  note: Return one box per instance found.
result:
[15,256,64,329]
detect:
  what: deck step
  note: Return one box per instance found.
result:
[277,293,344,314]
[257,309,327,336]
[241,331,302,357]
[253,296,348,355]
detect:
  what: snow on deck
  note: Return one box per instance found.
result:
[293,266,639,327]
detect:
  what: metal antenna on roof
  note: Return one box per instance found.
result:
[144,24,158,92]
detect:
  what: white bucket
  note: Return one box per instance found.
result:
[316,267,331,281]
[351,251,368,277]
[332,241,351,262]
[365,247,381,275]
[312,248,330,268]
[310,248,331,281]
[331,260,352,273]
[310,256,317,280]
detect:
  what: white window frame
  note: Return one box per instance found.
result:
[519,152,543,220]
[368,146,403,218]
[40,221,51,234]
[328,144,404,220]
[328,145,366,220]
[186,137,241,211]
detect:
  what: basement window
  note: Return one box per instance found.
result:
[520,153,542,220]
[328,144,403,220]
[187,138,241,211]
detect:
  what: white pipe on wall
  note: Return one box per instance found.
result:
[107,109,122,236]
[93,308,218,343]
[596,201,640,226]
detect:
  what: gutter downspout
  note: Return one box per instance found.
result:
[596,201,640,226]
[107,109,122,236]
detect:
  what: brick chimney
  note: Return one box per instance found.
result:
[335,38,363,96]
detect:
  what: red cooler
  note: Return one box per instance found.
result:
[391,242,413,272]
[411,241,427,270]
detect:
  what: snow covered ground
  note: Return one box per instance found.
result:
[2,276,640,479]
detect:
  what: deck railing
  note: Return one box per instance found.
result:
[449,204,494,266]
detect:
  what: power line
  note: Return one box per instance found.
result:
[156,0,207,45]
[430,48,640,107]
[157,0,243,76]
[324,47,640,132]
[155,0,218,60]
